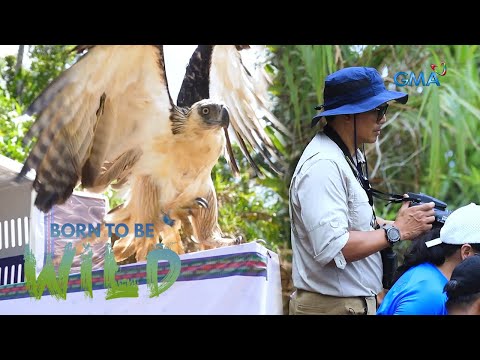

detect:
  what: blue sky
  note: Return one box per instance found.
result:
[0,45,197,101]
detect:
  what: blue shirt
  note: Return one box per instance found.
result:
[376,262,448,315]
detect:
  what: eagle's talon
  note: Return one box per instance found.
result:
[235,235,244,245]
[195,197,208,209]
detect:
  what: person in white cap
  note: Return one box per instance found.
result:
[377,203,480,315]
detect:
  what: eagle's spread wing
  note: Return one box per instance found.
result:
[177,45,290,177]
[210,45,290,176]
[20,45,172,212]
[19,45,285,261]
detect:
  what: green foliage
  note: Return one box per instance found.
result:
[268,45,361,180]
[367,45,480,211]
[271,44,480,264]
[1,45,77,163]
[213,144,289,253]
[0,93,30,162]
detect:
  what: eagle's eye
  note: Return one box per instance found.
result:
[202,107,210,115]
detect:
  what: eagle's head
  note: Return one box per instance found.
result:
[171,99,229,135]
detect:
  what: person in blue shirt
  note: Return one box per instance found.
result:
[377,203,480,315]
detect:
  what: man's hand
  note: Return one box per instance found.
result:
[376,217,394,227]
[393,195,436,241]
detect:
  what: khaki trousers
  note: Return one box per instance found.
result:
[289,289,377,315]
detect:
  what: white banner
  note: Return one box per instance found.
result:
[0,242,283,315]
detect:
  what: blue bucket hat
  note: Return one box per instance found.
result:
[311,67,408,127]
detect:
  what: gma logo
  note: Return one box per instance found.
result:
[394,62,447,87]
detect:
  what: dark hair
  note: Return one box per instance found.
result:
[445,281,480,313]
[444,255,480,313]
[391,224,480,286]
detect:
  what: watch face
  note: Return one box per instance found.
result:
[387,227,401,242]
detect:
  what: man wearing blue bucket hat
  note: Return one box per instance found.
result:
[288,67,436,315]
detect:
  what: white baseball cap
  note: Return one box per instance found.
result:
[426,203,480,248]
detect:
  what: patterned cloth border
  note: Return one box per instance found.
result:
[0,251,267,301]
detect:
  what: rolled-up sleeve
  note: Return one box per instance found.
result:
[295,159,350,267]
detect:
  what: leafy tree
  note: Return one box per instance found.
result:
[1,45,77,163]
[213,145,289,253]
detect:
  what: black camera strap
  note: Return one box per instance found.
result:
[323,125,405,219]
[323,124,404,289]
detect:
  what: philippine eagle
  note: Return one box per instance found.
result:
[18,45,287,263]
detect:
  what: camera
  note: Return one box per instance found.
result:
[406,192,452,225]
[381,192,452,290]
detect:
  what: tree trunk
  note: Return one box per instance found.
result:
[15,45,25,98]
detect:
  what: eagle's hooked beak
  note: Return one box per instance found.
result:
[221,107,230,129]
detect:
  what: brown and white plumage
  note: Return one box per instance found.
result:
[19,45,287,262]
[22,46,172,206]
[209,45,289,176]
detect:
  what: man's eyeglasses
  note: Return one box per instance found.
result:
[375,104,389,122]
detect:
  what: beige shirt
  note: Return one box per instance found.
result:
[289,132,383,297]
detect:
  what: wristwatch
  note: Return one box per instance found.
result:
[382,224,401,245]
